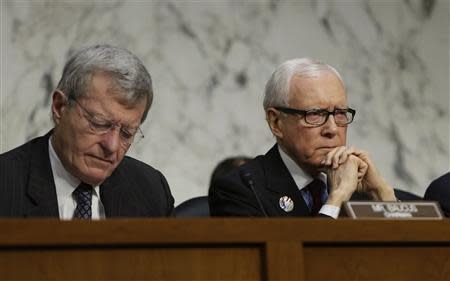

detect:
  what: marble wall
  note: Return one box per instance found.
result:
[1,0,449,205]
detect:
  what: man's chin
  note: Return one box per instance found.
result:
[80,170,112,186]
[303,158,332,174]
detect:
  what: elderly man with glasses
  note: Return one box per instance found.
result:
[0,45,174,219]
[209,58,396,218]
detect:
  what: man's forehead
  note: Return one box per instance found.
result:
[290,71,343,89]
[288,72,347,104]
[85,73,119,97]
[85,74,145,107]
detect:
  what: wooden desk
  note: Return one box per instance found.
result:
[0,219,449,280]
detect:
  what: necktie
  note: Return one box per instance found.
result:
[306,179,326,216]
[73,182,93,219]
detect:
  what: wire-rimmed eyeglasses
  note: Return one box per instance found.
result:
[68,96,144,147]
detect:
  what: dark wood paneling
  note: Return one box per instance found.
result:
[0,219,449,281]
[304,246,450,281]
[0,246,262,281]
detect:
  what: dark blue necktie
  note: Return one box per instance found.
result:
[306,179,326,216]
[73,182,93,219]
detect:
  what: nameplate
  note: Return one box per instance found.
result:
[344,201,443,219]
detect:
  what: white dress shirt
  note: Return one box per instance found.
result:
[48,137,105,220]
[278,146,340,219]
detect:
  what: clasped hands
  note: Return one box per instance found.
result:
[321,146,396,207]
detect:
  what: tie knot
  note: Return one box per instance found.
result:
[73,183,93,202]
[307,179,326,197]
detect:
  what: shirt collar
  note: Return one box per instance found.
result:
[278,145,327,190]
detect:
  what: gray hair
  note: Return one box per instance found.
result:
[56,44,153,122]
[263,58,344,111]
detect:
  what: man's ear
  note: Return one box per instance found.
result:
[266,108,284,139]
[51,90,68,124]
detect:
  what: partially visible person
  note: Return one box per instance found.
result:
[209,156,251,190]
[175,156,250,217]
[0,44,174,219]
[209,58,397,218]
[424,172,450,217]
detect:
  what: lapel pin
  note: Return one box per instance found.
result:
[279,196,294,212]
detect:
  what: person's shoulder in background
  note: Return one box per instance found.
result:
[424,172,450,217]
[208,156,251,189]
[208,155,269,217]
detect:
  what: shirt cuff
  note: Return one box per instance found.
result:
[319,204,340,219]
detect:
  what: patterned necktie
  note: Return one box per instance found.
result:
[73,182,93,219]
[306,179,326,216]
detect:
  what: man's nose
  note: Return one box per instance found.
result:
[100,127,121,153]
[321,114,338,137]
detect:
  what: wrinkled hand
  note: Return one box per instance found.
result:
[350,149,396,201]
[323,146,396,201]
[321,146,367,183]
[326,154,365,207]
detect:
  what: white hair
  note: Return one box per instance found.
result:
[263,58,344,110]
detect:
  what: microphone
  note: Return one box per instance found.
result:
[239,169,268,217]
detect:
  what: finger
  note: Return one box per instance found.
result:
[346,148,374,175]
[356,160,368,181]
[357,169,365,178]
[331,146,348,169]
[360,159,368,172]
[350,148,372,165]
[357,181,364,193]
[337,146,357,165]
[334,146,360,168]
[357,170,365,179]
[322,147,342,166]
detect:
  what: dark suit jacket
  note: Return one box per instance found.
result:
[424,172,450,217]
[209,144,314,217]
[0,131,174,218]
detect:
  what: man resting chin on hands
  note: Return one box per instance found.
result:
[209,58,397,218]
[323,146,397,210]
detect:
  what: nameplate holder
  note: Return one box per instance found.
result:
[344,201,444,219]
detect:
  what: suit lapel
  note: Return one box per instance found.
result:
[263,145,310,217]
[100,174,122,217]
[25,132,59,217]
[100,161,143,217]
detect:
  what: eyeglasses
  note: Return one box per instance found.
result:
[274,106,356,126]
[68,96,144,147]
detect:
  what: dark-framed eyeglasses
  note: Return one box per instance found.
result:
[274,106,356,126]
[67,96,144,147]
